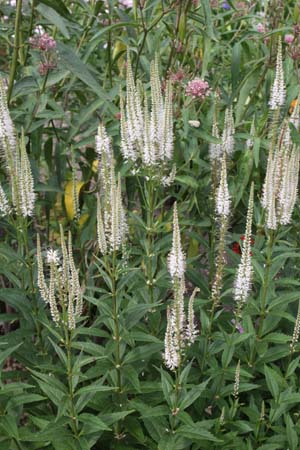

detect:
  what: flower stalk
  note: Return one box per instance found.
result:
[7,0,23,105]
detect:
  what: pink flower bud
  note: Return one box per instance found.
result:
[284,34,295,44]
[256,23,265,33]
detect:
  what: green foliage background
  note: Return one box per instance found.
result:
[1,0,300,449]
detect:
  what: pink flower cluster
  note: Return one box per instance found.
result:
[119,0,133,7]
[29,33,58,76]
[38,62,57,76]
[29,33,57,51]
[185,78,211,100]
[284,34,294,44]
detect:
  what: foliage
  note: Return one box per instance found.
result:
[0,0,300,449]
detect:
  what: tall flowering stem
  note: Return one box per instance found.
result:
[95,133,128,437]
[145,177,156,304]
[36,227,83,436]
[164,203,186,370]
[257,229,276,338]
[120,54,175,306]
[0,83,38,337]
[202,153,230,373]
[163,203,198,427]
[234,183,254,318]
[212,153,230,309]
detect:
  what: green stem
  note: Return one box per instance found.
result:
[258,230,276,338]
[111,251,121,390]
[249,229,276,366]
[65,327,79,437]
[146,179,155,304]
[24,69,50,134]
[170,367,181,431]
[164,1,182,75]
[7,0,23,105]
[134,5,148,80]
[210,328,237,405]
[110,251,123,437]
[24,0,35,65]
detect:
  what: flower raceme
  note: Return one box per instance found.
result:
[0,80,35,217]
[167,203,185,280]
[269,37,285,110]
[211,153,230,308]
[95,123,128,255]
[261,107,300,229]
[37,225,83,330]
[215,154,230,218]
[96,166,127,255]
[120,54,173,168]
[234,183,254,311]
[163,203,198,371]
[209,106,235,161]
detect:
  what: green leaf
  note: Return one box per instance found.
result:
[285,413,298,450]
[21,418,73,441]
[262,333,290,344]
[231,42,241,90]
[264,365,280,399]
[124,303,160,330]
[29,369,68,407]
[79,413,111,434]
[201,0,217,40]
[100,411,134,426]
[122,365,141,392]
[36,4,70,38]
[0,416,19,439]
[48,337,67,367]
[8,393,46,407]
[177,424,222,443]
[160,369,174,407]
[56,42,108,97]
[179,381,208,411]
[175,175,198,189]
[75,384,115,397]
[253,137,261,167]
[221,341,235,368]
[286,357,300,378]
[124,343,163,364]
[36,0,71,20]
[289,122,300,145]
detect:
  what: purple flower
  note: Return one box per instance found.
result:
[222,1,231,9]
[231,319,244,333]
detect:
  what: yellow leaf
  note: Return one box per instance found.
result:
[64,180,84,221]
[112,40,127,73]
[78,213,89,229]
[92,159,98,173]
